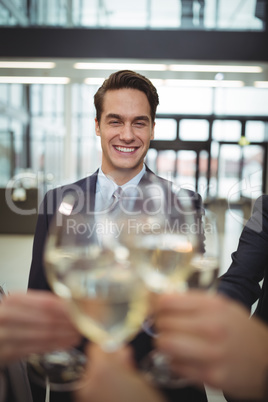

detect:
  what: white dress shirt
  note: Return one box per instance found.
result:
[94,165,146,213]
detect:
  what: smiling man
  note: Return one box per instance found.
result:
[94,71,157,187]
[95,88,154,184]
[28,71,207,402]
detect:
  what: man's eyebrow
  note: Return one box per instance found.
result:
[133,115,150,122]
[105,113,121,120]
[105,114,150,122]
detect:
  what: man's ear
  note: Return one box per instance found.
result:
[95,118,100,136]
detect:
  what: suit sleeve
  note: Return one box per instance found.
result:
[27,190,55,291]
[218,195,268,310]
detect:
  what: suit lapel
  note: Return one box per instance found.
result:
[78,169,98,213]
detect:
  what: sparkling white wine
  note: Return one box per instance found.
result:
[128,233,194,293]
[45,249,149,351]
[71,286,148,352]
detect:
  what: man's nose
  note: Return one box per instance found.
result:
[119,124,135,142]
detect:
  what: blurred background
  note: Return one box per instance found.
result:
[0,0,267,290]
[0,2,267,399]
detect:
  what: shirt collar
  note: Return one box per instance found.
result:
[97,164,146,200]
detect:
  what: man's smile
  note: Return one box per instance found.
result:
[113,146,137,153]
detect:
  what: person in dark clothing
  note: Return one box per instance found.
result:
[218,195,268,325]
[27,70,208,402]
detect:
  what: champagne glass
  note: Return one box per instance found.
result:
[118,179,199,326]
[44,206,149,355]
[117,180,220,387]
[28,191,150,397]
[140,207,220,387]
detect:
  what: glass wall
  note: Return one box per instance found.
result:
[148,84,268,201]
[30,84,65,195]
[0,83,26,186]
[0,0,265,31]
[1,80,267,202]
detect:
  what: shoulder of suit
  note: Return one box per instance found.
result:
[146,168,201,200]
[177,187,200,199]
[45,170,98,197]
[253,194,268,215]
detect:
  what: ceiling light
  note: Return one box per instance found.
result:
[0,76,70,84]
[75,63,167,71]
[84,78,105,85]
[160,79,244,87]
[254,81,268,88]
[169,65,262,73]
[0,61,56,69]
[84,77,244,88]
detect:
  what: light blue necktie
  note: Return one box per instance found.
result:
[109,187,124,218]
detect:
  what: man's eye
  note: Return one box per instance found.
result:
[110,120,120,125]
[134,122,146,127]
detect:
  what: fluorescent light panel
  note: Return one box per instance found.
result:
[75,63,167,71]
[85,77,244,88]
[169,65,262,73]
[254,81,268,88]
[0,76,70,84]
[75,62,262,74]
[0,61,56,69]
[155,79,244,87]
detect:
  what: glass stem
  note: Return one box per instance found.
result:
[45,377,50,402]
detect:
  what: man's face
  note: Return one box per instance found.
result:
[95,88,155,178]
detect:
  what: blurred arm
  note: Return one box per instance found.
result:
[75,344,167,402]
[155,291,268,400]
[0,291,80,365]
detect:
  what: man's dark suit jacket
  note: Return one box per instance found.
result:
[218,195,268,324]
[28,168,207,402]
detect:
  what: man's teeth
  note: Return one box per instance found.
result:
[115,146,135,153]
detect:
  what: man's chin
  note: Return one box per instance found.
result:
[114,165,141,174]
[112,158,144,171]
[104,163,144,182]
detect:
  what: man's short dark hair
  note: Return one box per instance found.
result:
[94,70,159,123]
